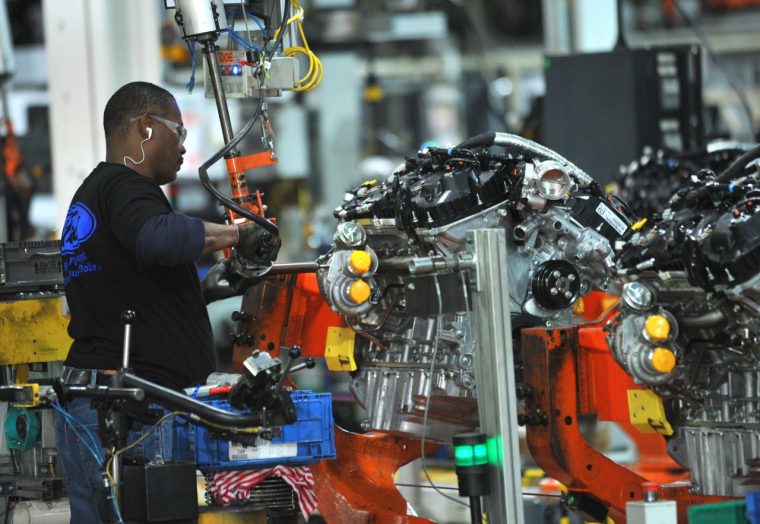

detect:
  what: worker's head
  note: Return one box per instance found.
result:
[103,81,186,185]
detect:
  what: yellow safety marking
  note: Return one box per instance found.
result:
[627,389,674,435]
[0,297,71,364]
[324,326,357,372]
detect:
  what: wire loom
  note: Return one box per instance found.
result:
[273,0,323,92]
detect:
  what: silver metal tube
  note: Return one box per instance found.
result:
[680,309,726,328]
[269,262,319,275]
[469,229,525,524]
[112,455,121,507]
[408,255,475,276]
[121,324,132,370]
[203,45,235,145]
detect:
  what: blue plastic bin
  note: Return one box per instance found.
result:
[193,390,336,471]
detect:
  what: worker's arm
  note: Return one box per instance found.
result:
[136,213,279,267]
[136,213,232,266]
[201,221,238,256]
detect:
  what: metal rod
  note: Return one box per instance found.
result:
[470,496,482,524]
[269,262,319,275]
[469,229,525,524]
[202,41,235,145]
[121,310,136,370]
[112,452,121,508]
[121,373,263,427]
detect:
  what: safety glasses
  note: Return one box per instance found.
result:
[131,114,187,145]
[149,114,187,145]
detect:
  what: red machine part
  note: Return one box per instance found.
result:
[233,275,436,521]
[521,315,732,523]
[232,272,344,366]
[222,151,278,259]
[224,151,276,221]
[312,427,437,523]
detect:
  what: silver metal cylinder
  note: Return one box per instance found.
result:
[175,0,228,41]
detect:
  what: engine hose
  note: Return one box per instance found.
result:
[198,100,280,236]
[456,132,595,188]
[717,143,760,182]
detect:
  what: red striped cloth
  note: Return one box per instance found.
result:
[207,465,317,519]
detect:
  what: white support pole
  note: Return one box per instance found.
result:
[43,0,162,232]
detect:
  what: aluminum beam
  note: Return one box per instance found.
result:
[468,228,524,524]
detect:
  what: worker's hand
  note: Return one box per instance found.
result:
[201,259,263,304]
[236,224,281,266]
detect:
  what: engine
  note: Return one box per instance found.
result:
[609,145,760,496]
[614,143,748,220]
[316,132,632,441]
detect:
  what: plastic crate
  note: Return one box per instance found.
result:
[0,241,63,296]
[193,390,335,471]
[688,500,748,524]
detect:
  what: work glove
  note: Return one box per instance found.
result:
[201,259,263,304]
[236,224,281,267]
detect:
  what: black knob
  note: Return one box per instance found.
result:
[305,359,316,369]
[231,311,251,322]
[516,385,533,399]
[229,333,254,346]
[517,414,527,427]
[288,346,302,359]
[121,310,136,324]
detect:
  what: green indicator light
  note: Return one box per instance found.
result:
[473,443,488,465]
[455,445,475,467]
[487,435,502,466]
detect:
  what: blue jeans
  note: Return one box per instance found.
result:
[55,397,192,523]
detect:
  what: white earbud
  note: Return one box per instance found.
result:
[124,128,152,166]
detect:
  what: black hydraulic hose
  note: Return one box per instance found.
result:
[198,99,280,236]
[266,0,290,62]
[122,373,263,427]
[717,144,760,182]
[456,132,496,150]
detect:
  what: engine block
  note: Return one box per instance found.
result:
[611,144,760,496]
[316,133,632,440]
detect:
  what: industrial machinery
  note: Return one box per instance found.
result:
[614,142,752,219]
[314,131,633,441]
[611,144,760,498]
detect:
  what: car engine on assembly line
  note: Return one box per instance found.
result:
[610,145,760,497]
[314,132,634,441]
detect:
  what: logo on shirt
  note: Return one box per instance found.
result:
[62,202,97,255]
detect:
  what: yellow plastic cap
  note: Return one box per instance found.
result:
[651,347,677,374]
[645,315,670,342]
[348,250,372,274]
[348,279,371,304]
